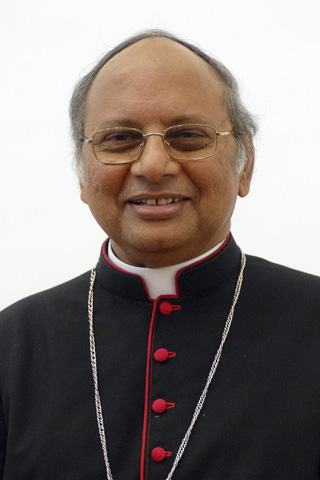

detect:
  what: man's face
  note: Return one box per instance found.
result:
[80,38,253,267]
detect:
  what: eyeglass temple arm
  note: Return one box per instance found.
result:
[216,131,234,136]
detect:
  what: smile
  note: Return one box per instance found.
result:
[129,197,184,206]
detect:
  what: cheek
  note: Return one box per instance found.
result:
[187,158,239,210]
[84,162,124,202]
[81,162,129,228]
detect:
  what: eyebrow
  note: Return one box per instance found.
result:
[170,114,211,125]
[95,114,212,131]
[96,118,138,130]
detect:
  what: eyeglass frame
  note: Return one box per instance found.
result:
[83,124,234,164]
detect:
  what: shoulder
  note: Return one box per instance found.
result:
[245,254,320,285]
[0,271,91,332]
[243,254,320,312]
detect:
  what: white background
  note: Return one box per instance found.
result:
[1,0,319,310]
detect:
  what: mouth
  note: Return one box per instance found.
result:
[128,197,185,206]
[126,195,189,220]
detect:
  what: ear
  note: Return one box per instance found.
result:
[238,140,254,198]
[80,181,88,204]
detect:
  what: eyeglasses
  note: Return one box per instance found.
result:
[84,124,234,164]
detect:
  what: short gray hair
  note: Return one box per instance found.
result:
[69,29,258,181]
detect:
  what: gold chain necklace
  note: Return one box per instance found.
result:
[88,251,246,480]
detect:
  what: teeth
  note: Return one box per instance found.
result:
[135,197,183,205]
[157,198,169,205]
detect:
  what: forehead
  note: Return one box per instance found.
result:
[85,38,228,130]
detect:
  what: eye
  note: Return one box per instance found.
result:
[169,129,206,139]
[166,126,215,151]
[100,131,141,143]
[93,129,143,152]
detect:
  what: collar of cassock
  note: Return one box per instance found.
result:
[96,233,242,302]
[108,238,225,299]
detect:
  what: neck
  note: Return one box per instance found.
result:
[111,235,230,268]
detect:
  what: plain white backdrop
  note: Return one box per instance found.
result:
[1,0,319,310]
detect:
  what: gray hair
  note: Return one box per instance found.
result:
[69,30,258,182]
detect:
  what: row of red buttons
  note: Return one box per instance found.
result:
[151,302,180,462]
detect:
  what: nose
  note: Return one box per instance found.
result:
[130,134,180,183]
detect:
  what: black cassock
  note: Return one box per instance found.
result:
[1,235,320,479]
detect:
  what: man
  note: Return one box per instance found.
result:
[0,30,319,480]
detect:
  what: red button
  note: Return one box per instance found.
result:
[154,348,176,362]
[159,301,173,315]
[152,398,167,413]
[151,447,172,462]
[152,398,175,413]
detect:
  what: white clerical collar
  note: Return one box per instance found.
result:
[108,239,226,299]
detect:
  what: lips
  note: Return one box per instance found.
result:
[126,194,189,220]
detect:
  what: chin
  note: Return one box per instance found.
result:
[119,226,191,255]
[132,234,184,254]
